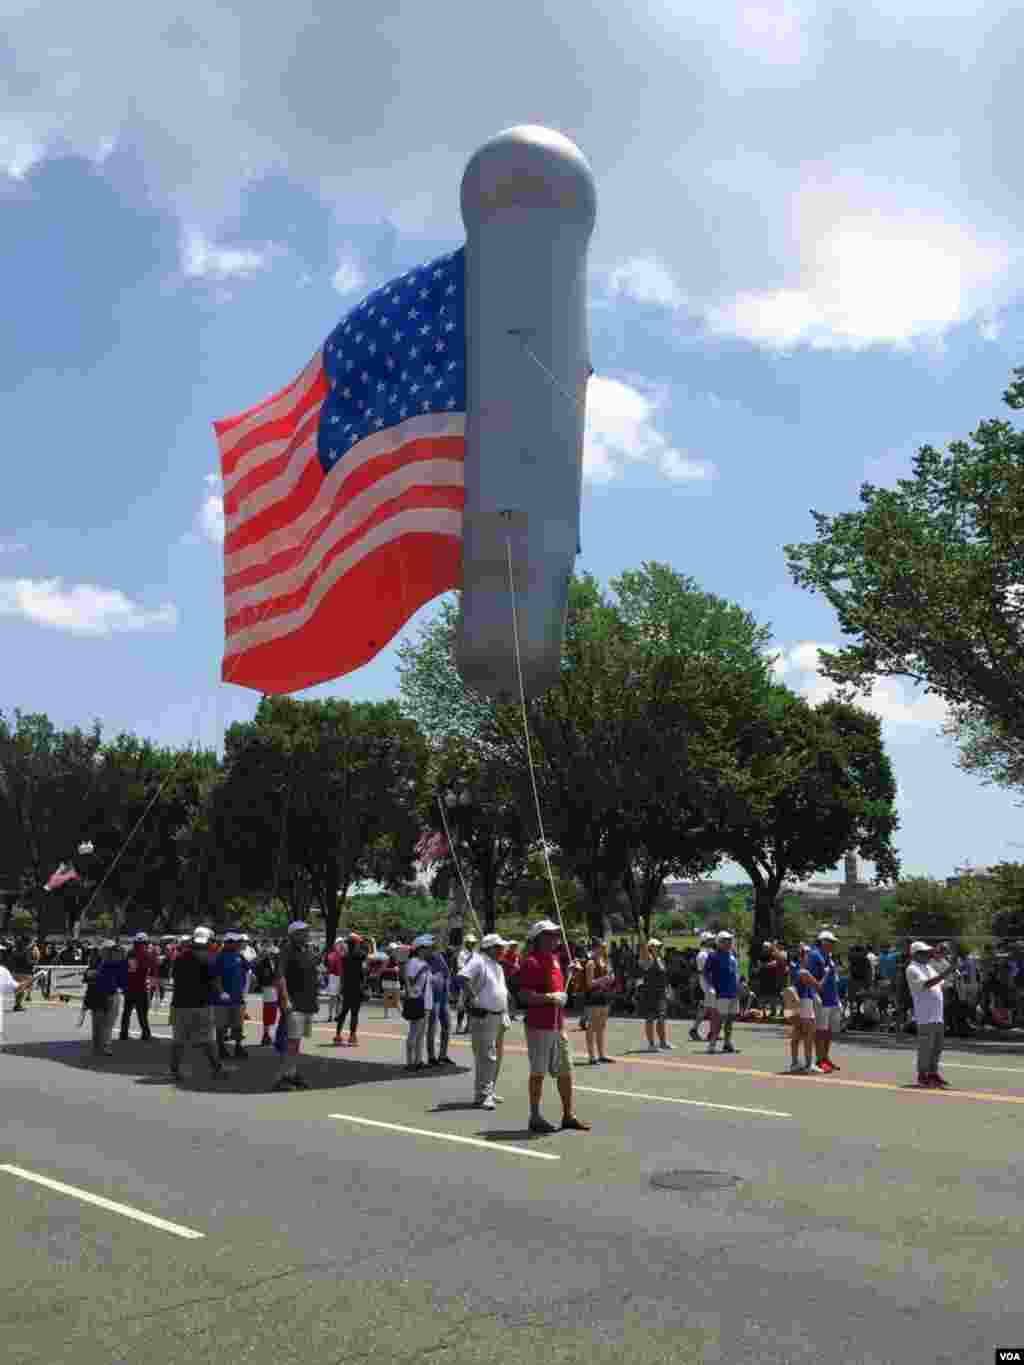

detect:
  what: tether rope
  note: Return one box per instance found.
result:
[436,794,485,944]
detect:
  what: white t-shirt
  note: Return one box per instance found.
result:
[0,965,16,999]
[405,957,434,1011]
[696,948,713,994]
[906,961,944,1026]
[459,952,509,1013]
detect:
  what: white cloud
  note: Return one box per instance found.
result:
[180,227,273,282]
[584,375,715,483]
[706,191,1015,350]
[198,494,225,544]
[0,578,178,636]
[773,640,950,727]
[4,3,1024,349]
[331,254,366,296]
[604,258,686,311]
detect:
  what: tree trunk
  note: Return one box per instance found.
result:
[752,885,776,954]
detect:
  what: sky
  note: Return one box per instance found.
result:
[2,1,1024,887]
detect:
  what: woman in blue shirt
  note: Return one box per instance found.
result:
[789,946,820,1073]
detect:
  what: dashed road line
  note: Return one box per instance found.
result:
[326,1112,560,1159]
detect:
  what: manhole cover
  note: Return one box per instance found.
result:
[650,1169,741,1192]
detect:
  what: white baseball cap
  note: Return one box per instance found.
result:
[527,919,560,940]
[701,932,716,943]
[910,940,933,954]
[647,938,663,948]
[717,930,734,941]
[481,933,509,949]
[192,928,212,945]
[817,930,837,942]
[223,931,242,943]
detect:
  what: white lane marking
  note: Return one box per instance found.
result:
[0,1165,205,1239]
[327,1113,560,1160]
[574,1084,792,1119]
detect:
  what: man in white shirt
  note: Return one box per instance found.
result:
[454,934,478,1034]
[456,932,510,1110]
[906,941,956,1088]
[689,933,716,1041]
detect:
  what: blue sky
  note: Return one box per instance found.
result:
[2,1,1024,885]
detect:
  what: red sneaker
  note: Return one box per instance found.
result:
[824,1059,840,1072]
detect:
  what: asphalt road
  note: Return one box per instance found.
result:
[2,998,1023,1365]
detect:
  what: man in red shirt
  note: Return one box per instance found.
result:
[516,920,590,1134]
[120,932,154,1040]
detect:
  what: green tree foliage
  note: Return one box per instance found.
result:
[785,369,1024,746]
[213,696,427,946]
[719,692,900,946]
[887,876,977,944]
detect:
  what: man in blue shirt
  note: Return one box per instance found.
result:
[213,931,249,1060]
[706,930,740,1055]
[807,930,842,1073]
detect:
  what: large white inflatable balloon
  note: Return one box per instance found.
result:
[456,125,597,700]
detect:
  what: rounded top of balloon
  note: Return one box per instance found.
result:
[460,125,597,230]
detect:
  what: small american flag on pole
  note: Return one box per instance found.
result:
[45,863,80,892]
[215,249,466,694]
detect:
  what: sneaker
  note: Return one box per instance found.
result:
[648,1043,658,1052]
[706,1043,718,1054]
[333,1037,347,1047]
[598,1056,615,1064]
[588,1057,599,1065]
[722,1043,738,1054]
[560,1115,591,1131]
[480,1096,496,1110]
[820,1058,837,1072]
[789,1061,804,1073]
[659,1042,675,1050]
[916,1074,935,1087]
[929,1073,950,1088]
[811,1063,829,1074]
[688,1029,700,1041]
[528,1116,558,1135]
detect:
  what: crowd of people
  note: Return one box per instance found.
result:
[0,917,1015,1101]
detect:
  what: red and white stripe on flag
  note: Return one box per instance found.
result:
[215,352,464,694]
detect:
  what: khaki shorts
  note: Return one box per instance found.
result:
[172,1006,214,1045]
[815,1003,843,1032]
[526,1027,573,1078]
[215,1003,245,1032]
[285,1010,314,1041]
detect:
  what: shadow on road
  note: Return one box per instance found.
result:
[2,1037,469,1094]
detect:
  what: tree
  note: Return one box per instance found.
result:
[887,877,978,945]
[941,704,1024,802]
[215,696,428,946]
[784,369,1024,745]
[420,735,534,933]
[0,710,106,934]
[718,692,901,947]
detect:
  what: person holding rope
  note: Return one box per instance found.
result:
[516,920,590,1134]
[456,932,512,1109]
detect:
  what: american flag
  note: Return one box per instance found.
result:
[215,249,466,694]
[45,863,81,892]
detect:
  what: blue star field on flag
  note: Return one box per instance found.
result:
[318,248,466,475]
